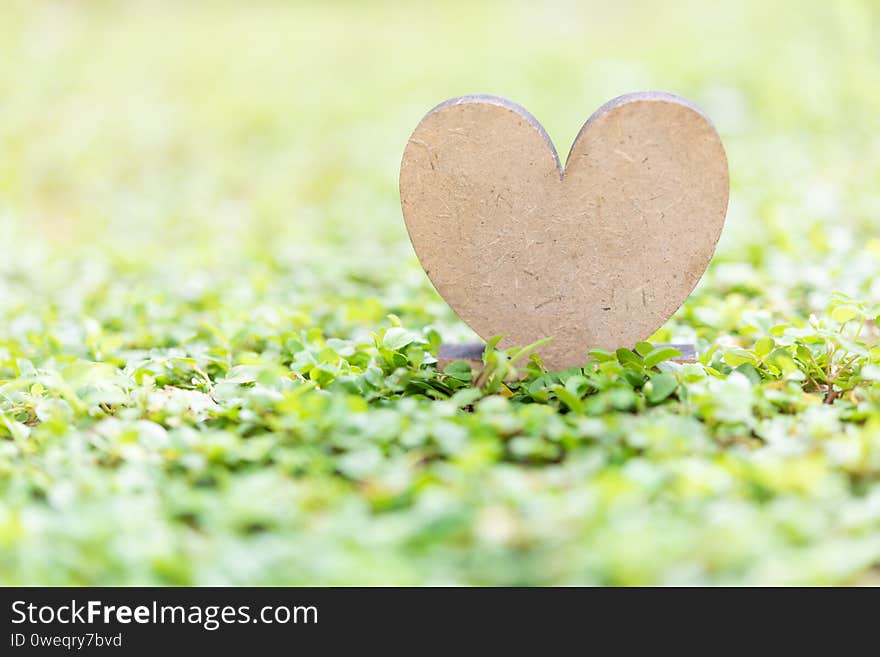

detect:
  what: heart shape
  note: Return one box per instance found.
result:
[399,91,729,370]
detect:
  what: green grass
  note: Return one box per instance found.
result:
[2,0,880,585]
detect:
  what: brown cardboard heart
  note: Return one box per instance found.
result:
[399,91,729,370]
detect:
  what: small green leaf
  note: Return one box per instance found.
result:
[643,346,682,369]
[644,372,677,403]
[589,349,615,362]
[564,375,591,397]
[443,360,473,382]
[735,362,762,385]
[830,305,860,324]
[552,384,583,414]
[483,335,504,362]
[724,349,757,367]
[528,377,549,396]
[451,387,483,408]
[608,387,636,411]
[616,348,642,366]
[754,337,775,358]
[382,327,416,351]
[635,341,654,357]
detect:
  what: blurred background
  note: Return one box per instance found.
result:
[3,0,879,314]
[2,1,880,585]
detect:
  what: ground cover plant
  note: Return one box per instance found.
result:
[2,0,880,585]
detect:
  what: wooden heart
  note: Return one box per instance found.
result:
[399,92,729,370]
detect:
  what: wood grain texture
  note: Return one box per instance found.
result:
[400,92,728,371]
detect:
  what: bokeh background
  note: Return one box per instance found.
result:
[5,0,880,305]
[2,0,880,584]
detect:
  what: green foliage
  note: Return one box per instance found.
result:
[2,0,880,585]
